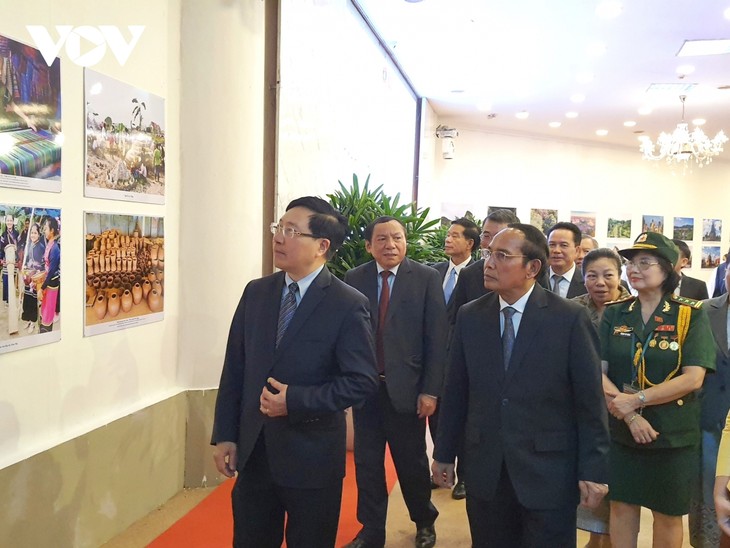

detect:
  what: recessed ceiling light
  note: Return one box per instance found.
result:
[638,106,652,115]
[548,122,562,128]
[596,129,609,136]
[623,121,637,127]
[677,39,730,57]
[676,64,695,76]
[586,41,607,56]
[595,1,623,19]
[692,118,706,126]
[576,72,594,85]
[570,93,586,103]
[637,135,651,142]
[515,111,529,120]
[565,111,579,119]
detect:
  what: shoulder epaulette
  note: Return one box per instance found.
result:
[605,295,636,306]
[670,294,703,309]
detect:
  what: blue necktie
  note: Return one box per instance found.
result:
[443,268,457,304]
[276,282,298,346]
[502,306,516,370]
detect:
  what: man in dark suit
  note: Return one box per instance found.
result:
[451,209,520,314]
[429,217,479,500]
[344,216,447,548]
[693,267,730,545]
[212,196,379,548]
[432,223,609,547]
[672,239,710,300]
[547,221,587,298]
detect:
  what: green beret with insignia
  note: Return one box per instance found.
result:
[619,232,679,267]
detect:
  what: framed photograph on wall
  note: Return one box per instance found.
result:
[607,215,631,239]
[673,217,694,240]
[0,34,62,192]
[530,209,558,236]
[0,204,61,355]
[701,246,721,269]
[702,219,722,242]
[570,211,596,237]
[84,69,165,204]
[84,212,165,337]
[642,215,664,234]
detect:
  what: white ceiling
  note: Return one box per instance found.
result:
[355,0,730,153]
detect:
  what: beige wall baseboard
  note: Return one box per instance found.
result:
[0,389,220,548]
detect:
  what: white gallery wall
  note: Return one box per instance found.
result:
[423,122,730,283]
[0,0,181,471]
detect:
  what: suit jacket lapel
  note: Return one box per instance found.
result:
[275,267,331,355]
[505,285,548,383]
[388,257,412,323]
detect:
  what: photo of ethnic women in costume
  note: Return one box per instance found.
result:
[0,205,61,355]
[84,212,164,336]
[0,33,62,189]
[84,69,165,204]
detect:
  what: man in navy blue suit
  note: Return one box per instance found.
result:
[212,196,378,548]
[433,223,609,547]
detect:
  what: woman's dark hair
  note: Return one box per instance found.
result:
[44,216,59,236]
[650,252,680,295]
[581,248,622,278]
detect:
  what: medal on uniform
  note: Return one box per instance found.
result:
[669,341,679,351]
[658,340,669,350]
[649,339,657,348]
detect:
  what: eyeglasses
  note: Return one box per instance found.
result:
[626,258,659,271]
[270,223,317,239]
[481,248,527,263]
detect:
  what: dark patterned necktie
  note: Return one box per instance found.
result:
[276,282,298,346]
[502,306,516,370]
[376,271,392,373]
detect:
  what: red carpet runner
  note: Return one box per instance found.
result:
[149,450,397,547]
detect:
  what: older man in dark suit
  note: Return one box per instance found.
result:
[432,223,609,547]
[344,216,447,548]
[212,196,378,548]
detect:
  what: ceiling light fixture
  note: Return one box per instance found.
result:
[640,95,728,167]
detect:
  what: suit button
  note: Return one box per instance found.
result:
[502,398,508,406]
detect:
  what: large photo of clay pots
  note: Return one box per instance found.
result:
[84,69,165,205]
[84,212,164,336]
[0,204,62,355]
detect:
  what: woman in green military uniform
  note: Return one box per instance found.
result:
[601,232,715,548]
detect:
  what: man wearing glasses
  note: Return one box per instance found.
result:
[432,223,609,547]
[212,196,378,547]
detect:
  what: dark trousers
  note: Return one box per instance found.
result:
[352,382,438,545]
[466,462,577,548]
[428,407,466,482]
[231,435,342,548]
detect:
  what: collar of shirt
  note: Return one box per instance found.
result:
[376,262,400,276]
[498,284,535,336]
[376,262,399,298]
[444,257,471,286]
[284,264,324,305]
[549,262,577,284]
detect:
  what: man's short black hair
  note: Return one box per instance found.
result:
[364,216,406,242]
[548,222,582,246]
[286,196,348,260]
[451,217,480,253]
[672,238,691,261]
[508,223,549,279]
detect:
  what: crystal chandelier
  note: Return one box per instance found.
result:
[640,95,728,167]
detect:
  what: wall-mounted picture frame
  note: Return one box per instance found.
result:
[607,215,631,239]
[0,33,62,192]
[702,219,722,242]
[570,211,596,237]
[84,69,165,204]
[701,245,721,269]
[84,212,165,336]
[673,217,694,240]
[0,204,61,355]
[642,215,664,234]
[530,208,558,236]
